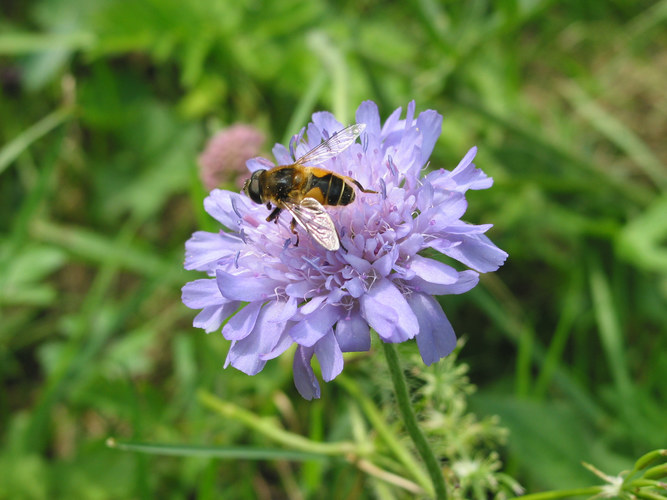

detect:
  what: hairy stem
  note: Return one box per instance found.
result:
[382,342,448,499]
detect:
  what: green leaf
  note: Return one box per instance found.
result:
[0,244,66,306]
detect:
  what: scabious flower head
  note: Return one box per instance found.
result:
[182,101,507,399]
[198,124,265,190]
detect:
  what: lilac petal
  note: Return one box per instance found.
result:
[372,246,397,277]
[246,156,274,173]
[343,252,372,273]
[227,301,289,375]
[285,281,313,298]
[326,287,346,304]
[260,299,296,326]
[453,146,477,173]
[444,270,480,294]
[360,278,418,342]
[268,296,298,322]
[335,313,371,352]
[416,110,442,166]
[381,105,403,138]
[417,180,434,212]
[216,270,282,301]
[443,223,494,234]
[289,305,341,347]
[299,295,326,315]
[222,301,261,340]
[185,231,241,272]
[194,302,239,333]
[450,147,494,191]
[293,346,320,400]
[314,333,343,382]
[290,127,307,158]
[394,131,422,177]
[272,143,293,165]
[355,101,381,139]
[408,255,458,285]
[408,293,457,365]
[429,193,468,226]
[398,233,425,256]
[182,278,225,309]
[441,233,509,273]
[305,122,324,147]
[408,270,480,295]
[260,329,294,360]
[204,190,247,231]
[223,341,235,369]
[311,112,344,139]
[227,339,267,375]
[344,277,366,298]
[405,101,416,129]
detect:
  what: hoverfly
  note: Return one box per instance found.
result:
[243,124,376,251]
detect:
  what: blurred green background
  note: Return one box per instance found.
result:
[1,0,666,498]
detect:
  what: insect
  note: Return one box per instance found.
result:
[243,123,376,251]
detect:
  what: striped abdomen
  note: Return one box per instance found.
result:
[304,168,355,206]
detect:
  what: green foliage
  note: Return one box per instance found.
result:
[1,0,665,498]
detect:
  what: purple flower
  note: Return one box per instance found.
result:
[182,101,507,399]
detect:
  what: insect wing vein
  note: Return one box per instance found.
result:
[284,198,340,251]
[295,124,366,167]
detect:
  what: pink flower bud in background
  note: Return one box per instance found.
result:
[198,124,265,191]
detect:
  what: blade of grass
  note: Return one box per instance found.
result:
[107,439,328,461]
[470,282,607,424]
[559,82,666,190]
[534,279,582,399]
[302,399,325,495]
[458,95,652,207]
[22,219,147,452]
[307,31,349,124]
[587,256,632,399]
[30,219,187,285]
[0,107,72,176]
[0,130,62,281]
[0,32,94,54]
[624,0,667,45]
[515,323,535,397]
[281,71,327,145]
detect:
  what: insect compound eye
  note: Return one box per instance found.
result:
[246,170,264,204]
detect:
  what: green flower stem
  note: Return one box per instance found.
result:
[382,342,448,500]
[198,390,356,456]
[511,487,602,500]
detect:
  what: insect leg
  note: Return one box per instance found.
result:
[266,207,282,223]
[290,217,300,247]
[351,179,378,194]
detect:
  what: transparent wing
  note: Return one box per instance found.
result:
[283,198,340,251]
[295,124,366,167]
